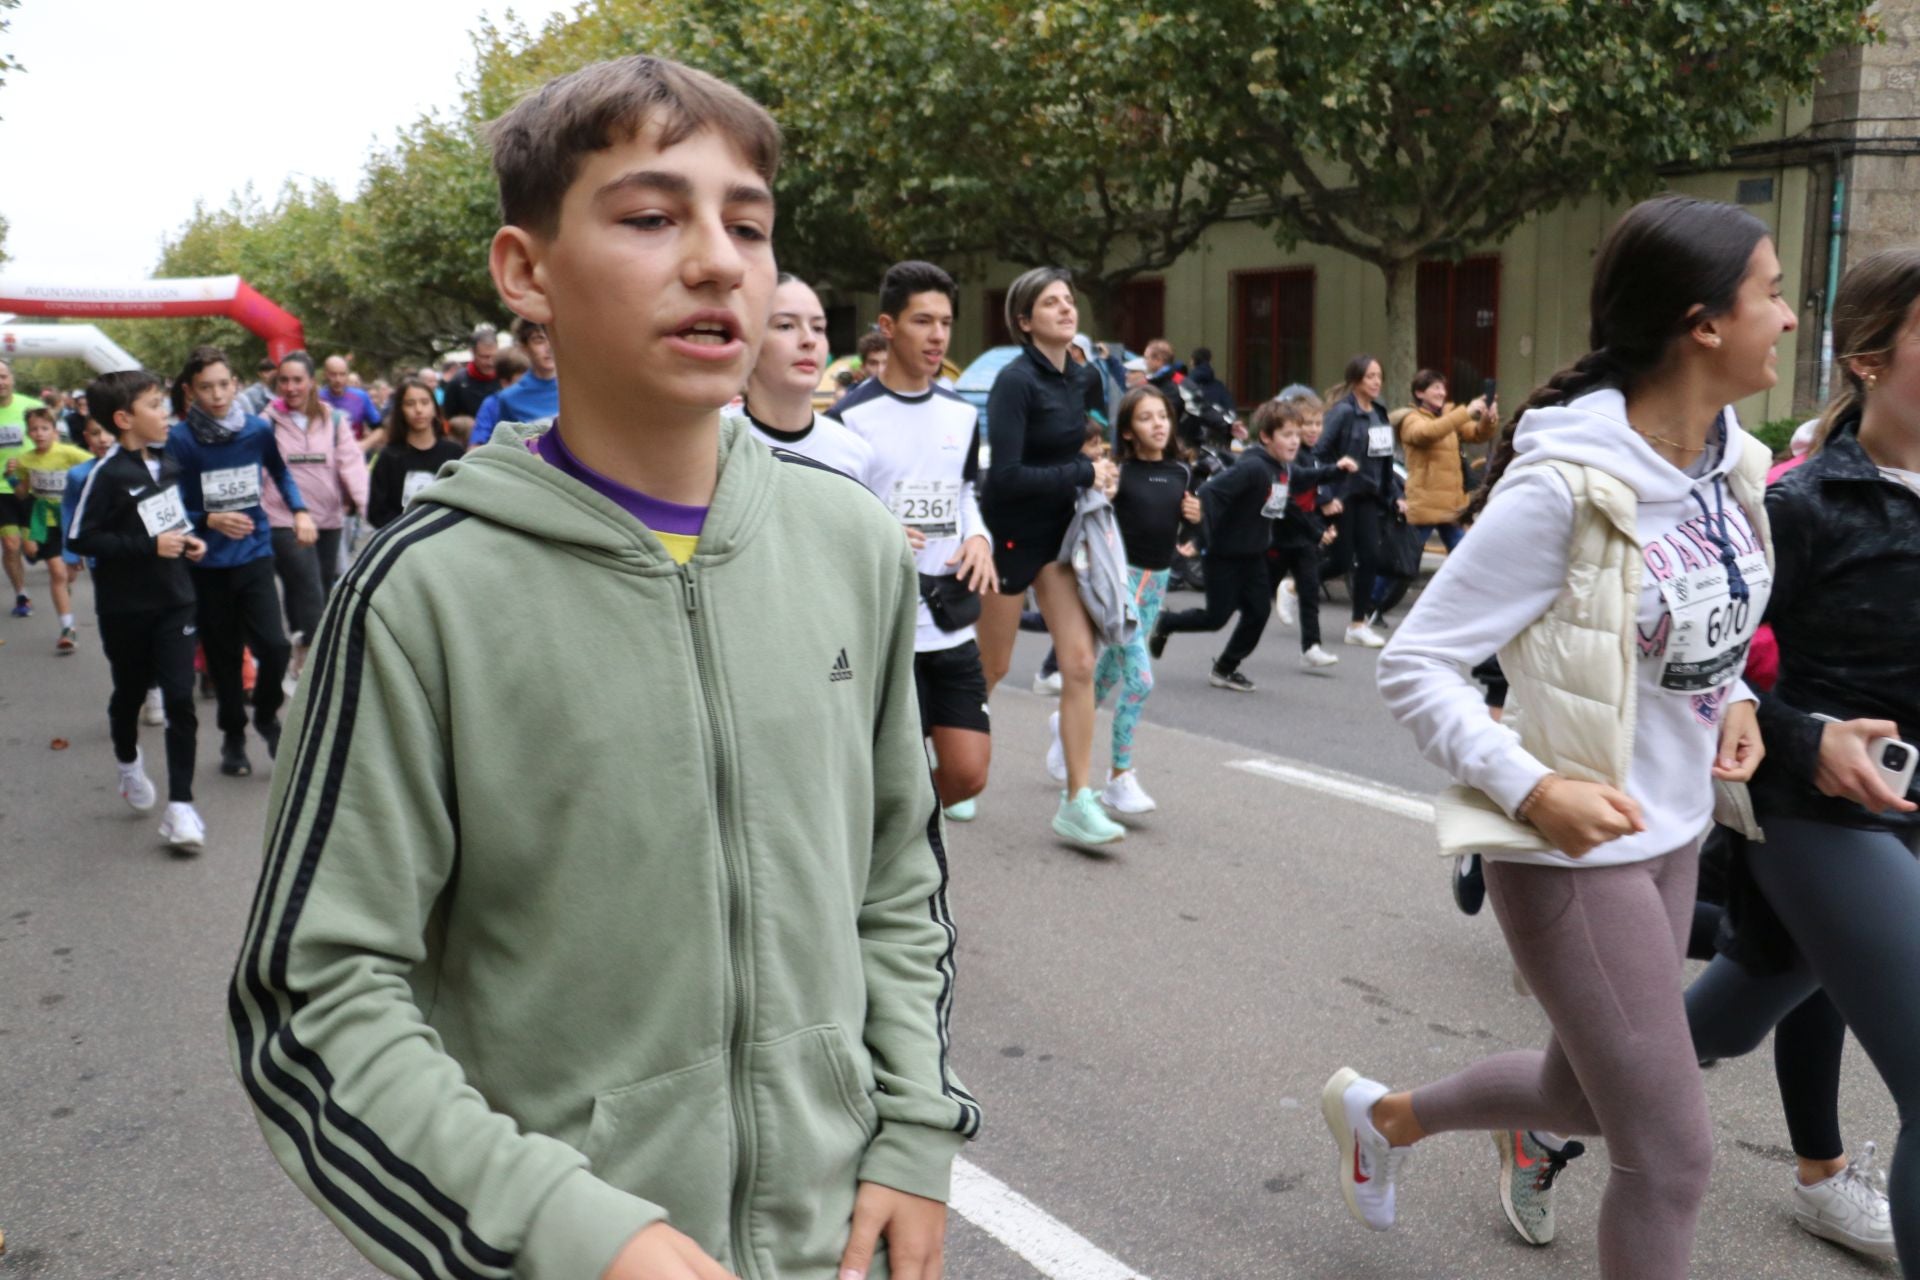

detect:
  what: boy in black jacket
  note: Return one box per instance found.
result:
[1149,399,1354,690]
[67,369,210,853]
[1265,395,1348,670]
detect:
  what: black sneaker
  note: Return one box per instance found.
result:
[1208,667,1256,693]
[256,718,282,761]
[1453,854,1486,915]
[220,731,252,777]
[1367,609,1393,632]
[1147,623,1168,660]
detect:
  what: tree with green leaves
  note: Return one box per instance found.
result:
[1206,0,1878,393]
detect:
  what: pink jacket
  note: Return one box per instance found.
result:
[260,399,370,530]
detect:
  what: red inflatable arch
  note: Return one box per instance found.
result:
[0,275,306,360]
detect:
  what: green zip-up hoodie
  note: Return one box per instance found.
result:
[229,418,979,1280]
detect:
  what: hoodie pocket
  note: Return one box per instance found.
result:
[581,1054,733,1259]
[747,1025,879,1274]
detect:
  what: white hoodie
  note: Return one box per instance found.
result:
[1379,389,1767,868]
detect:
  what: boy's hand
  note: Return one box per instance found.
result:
[207,511,253,539]
[949,534,997,595]
[839,1182,947,1280]
[601,1223,738,1280]
[904,525,928,552]
[1180,493,1202,523]
[1321,498,1344,517]
[1334,456,1359,473]
[293,511,319,546]
[1320,526,1338,547]
[156,530,190,559]
[184,535,208,563]
[1175,540,1197,558]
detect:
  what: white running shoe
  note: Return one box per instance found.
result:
[1046,710,1068,783]
[141,687,166,726]
[1301,644,1339,668]
[158,802,206,855]
[1275,578,1298,629]
[118,753,157,813]
[1323,1067,1407,1231]
[1100,769,1156,814]
[1344,622,1386,649]
[1031,669,1063,696]
[1791,1142,1895,1259]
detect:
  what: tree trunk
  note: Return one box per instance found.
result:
[1079,279,1124,344]
[1380,256,1419,410]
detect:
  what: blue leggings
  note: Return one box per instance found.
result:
[1093,568,1167,773]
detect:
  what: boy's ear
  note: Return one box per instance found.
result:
[489,225,556,327]
[875,313,896,343]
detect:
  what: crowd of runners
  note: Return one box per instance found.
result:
[5,50,1919,1280]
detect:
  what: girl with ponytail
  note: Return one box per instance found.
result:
[1322,195,1796,1280]
[1684,248,1920,1267]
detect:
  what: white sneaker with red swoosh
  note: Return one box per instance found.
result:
[1323,1067,1406,1230]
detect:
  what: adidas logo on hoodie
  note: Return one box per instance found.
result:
[829,648,853,683]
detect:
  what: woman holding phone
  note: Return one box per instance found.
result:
[1684,248,1920,1268]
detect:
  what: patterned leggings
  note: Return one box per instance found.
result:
[1093,567,1168,773]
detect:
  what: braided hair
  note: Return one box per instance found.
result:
[1460,195,1770,524]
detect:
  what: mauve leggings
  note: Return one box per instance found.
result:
[1410,844,1710,1280]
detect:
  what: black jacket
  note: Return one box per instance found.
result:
[982,344,1096,541]
[1186,363,1235,417]
[65,444,197,615]
[1320,393,1402,504]
[1201,446,1342,558]
[1753,417,1920,830]
[440,367,500,422]
[367,437,465,529]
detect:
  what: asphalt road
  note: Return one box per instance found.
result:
[0,568,1900,1279]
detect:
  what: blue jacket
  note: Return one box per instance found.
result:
[165,416,307,568]
[470,374,559,447]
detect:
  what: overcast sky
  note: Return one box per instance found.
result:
[0,0,574,282]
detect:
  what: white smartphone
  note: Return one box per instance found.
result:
[1812,714,1918,806]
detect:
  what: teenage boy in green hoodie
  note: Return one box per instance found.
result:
[230,55,977,1280]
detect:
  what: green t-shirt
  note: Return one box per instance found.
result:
[0,393,48,478]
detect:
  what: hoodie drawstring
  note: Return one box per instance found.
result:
[1689,414,1749,603]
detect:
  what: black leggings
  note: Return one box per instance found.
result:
[99,605,198,803]
[1685,817,1920,1264]
[1156,554,1269,673]
[271,525,344,645]
[1268,542,1323,650]
[1339,499,1388,622]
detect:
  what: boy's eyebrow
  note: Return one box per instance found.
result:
[595,169,775,208]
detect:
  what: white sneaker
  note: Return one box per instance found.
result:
[1344,622,1386,649]
[1301,644,1340,669]
[118,753,157,813]
[1046,710,1068,784]
[141,687,166,726]
[1323,1067,1407,1231]
[1031,669,1063,697]
[1275,578,1298,629]
[158,802,206,855]
[1791,1142,1895,1259]
[1100,769,1156,814]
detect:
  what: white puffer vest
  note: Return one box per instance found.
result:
[1432,437,1774,858]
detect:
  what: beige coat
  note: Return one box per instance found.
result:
[1398,402,1498,525]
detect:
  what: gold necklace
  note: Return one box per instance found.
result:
[1632,427,1706,455]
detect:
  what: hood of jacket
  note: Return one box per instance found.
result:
[1510,387,1747,504]
[419,416,774,573]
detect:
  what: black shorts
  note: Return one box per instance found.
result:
[914,640,991,735]
[993,521,1071,595]
[28,523,63,562]
[0,490,27,532]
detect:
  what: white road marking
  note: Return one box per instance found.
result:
[951,1157,1152,1280]
[1227,758,1436,824]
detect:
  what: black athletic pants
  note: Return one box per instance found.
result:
[99,605,198,803]
[191,557,289,737]
[271,525,343,645]
[1156,553,1269,673]
[1269,541,1323,651]
[1340,498,1388,622]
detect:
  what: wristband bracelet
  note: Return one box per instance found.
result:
[1516,773,1561,823]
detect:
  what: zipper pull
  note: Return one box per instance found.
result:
[682,565,698,615]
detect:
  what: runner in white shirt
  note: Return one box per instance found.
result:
[732,275,876,485]
[830,261,997,818]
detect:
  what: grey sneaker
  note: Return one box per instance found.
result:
[1494,1129,1584,1245]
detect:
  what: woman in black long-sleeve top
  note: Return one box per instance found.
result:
[975,267,1126,844]
[1318,353,1405,648]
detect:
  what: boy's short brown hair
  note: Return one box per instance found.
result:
[486,54,782,238]
[1252,394,1320,439]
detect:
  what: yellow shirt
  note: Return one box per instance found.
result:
[15,441,90,506]
[655,531,698,565]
